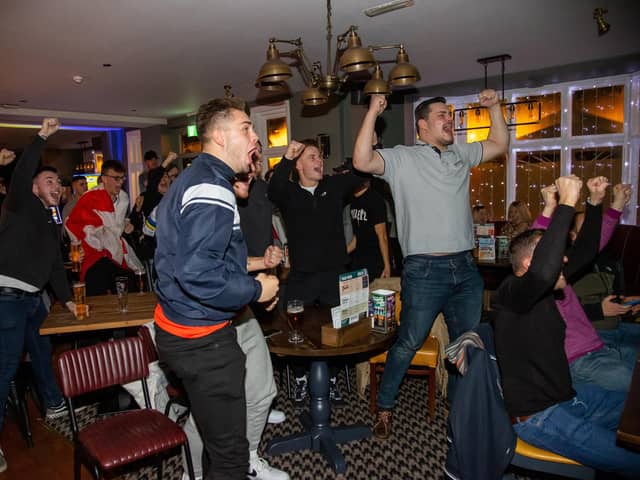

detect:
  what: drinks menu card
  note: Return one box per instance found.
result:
[334,269,370,328]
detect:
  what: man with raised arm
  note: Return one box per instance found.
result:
[493,175,640,475]
[0,119,77,472]
[353,91,509,438]
[153,98,279,480]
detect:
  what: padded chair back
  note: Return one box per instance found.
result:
[137,324,159,364]
[58,337,149,399]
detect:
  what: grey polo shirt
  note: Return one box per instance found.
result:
[376,140,482,256]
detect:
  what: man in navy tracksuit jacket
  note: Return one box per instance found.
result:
[153,98,279,480]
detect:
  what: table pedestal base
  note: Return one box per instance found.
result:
[266,360,371,474]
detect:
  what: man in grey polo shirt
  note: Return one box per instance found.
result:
[353,91,508,438]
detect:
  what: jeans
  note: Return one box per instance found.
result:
[0,293,64,431]
[156,324,248,480]
[514,384,640,477]
[376,252,483,409]
[569,343,637,392]
[597,322,640,351]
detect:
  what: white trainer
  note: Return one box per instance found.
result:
[0,447,7,473]
[247,457,290,480]
[267,409,286,424]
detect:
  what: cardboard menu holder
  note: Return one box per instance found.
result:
[321,317,371,347]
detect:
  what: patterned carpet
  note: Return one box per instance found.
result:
[45,369,542,480]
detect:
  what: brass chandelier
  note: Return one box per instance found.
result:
[255,0,420,106]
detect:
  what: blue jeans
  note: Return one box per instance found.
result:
[514,384,640,477]
[598,322,640,351]
[376,252,483,409]
[569,343,637,392]
[0,293,64,432]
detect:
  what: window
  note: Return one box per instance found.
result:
[571,85,624,136]
[515,93,561,140]
[470,155,506,220]
[515,150,561,219]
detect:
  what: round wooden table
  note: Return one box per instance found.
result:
[261,306,396,474]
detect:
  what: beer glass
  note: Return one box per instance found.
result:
[135,268,146,294]
[70,241,82,273]
[72,282,86,304]
[75,303,89,320]
[115,276,129,313]
[286,299,304,344]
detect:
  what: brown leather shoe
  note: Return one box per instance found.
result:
[373,410,392,439]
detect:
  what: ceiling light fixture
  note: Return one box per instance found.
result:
[453,54,541,131]
[255,0,419,106]
[364,0,414,18]
[593,8,610,36]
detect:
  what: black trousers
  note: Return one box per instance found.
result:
[85,257,137,296]
[156,324,248,480]
[285,269,343,307]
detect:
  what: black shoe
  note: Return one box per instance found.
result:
[329,376,345,407]
[293,375,308,404]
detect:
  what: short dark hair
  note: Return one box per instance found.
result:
[196,97,248,144]
[472,204,486,213]
[101,160,125,175]
[414,96,447,132]
[71,175,86,183]
[33,165,58,179]
[144,150,158,161]
[509,229,543,272]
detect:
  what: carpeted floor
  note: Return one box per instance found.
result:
[45,369,541,480]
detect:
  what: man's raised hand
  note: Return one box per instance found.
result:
[284,140,305,160]
[368,94,387,117]
[38,118,60,138]
[555,175,583,208]
[0,148,16,167]
[586,176,609,205]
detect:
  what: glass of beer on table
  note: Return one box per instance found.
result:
[70,241,82,273]
[115,276,129,313]
[135,268,146,294]
[286,299,304,344]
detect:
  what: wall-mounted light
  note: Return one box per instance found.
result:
[593,8,610,36]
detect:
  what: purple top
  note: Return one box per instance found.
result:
[531,208,621,363]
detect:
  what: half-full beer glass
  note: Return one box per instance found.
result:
[287,299,304,344]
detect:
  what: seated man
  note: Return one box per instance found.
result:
[66,160,143,295]
[532,180,636,392]
[493,174,640,475]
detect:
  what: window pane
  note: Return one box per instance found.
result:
[515,93,561,140]
[267,117,288,147]
[571,85,624,136]
[515,150,561,219]
[470,155,506,220]
[571,146,623,207]
[464,102,489,143]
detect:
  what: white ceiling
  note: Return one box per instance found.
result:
[1,0,639,143]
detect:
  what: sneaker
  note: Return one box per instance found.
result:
[293,375,308,404]
[372,410,393,439]
[329,376,345,406]
[45,401,67,420]
[247,457,290,480]
[0,447,6,473]
[267,409,286,424]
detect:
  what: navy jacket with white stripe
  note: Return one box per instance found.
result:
[154,152,261,327]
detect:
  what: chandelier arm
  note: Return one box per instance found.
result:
[270,37,303,48]
[294,49,318,87]
[368,44,403,52]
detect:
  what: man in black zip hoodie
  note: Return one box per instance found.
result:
[0,118,76,473]
[268,139,363,307]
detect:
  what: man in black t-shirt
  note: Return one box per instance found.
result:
[349,179,390,280]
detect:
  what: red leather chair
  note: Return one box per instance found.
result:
[57,337,195,480]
